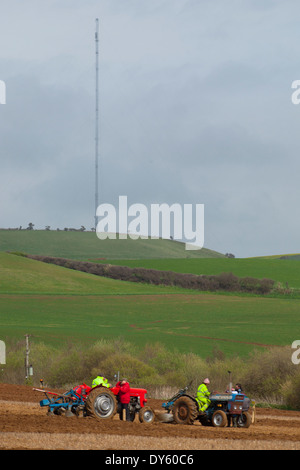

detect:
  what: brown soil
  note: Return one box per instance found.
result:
[0,383,299,450]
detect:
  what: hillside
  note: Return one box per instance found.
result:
[1,231,299,359]
[0,252,299,358]
[0,230,224,260]
[0,252,187,295]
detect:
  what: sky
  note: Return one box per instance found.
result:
[1,0,300,257]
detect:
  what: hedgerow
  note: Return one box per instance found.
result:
[25,255,275,295]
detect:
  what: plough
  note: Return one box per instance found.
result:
[33,381,87,417]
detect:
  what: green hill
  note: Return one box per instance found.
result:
[1,252,300,357]
[0,252,186,295]
[0,230,224,260]
[1,231,300,359]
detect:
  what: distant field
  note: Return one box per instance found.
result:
[251,253,300,260]
[93,258,300,289]
[1,252,299,358]
[0,230,224,260]
[1,290,299,358]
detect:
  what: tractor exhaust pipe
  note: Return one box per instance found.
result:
[228,370,232,395]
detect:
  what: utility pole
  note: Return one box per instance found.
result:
[25,334,30,379]
[95,18,99,230]
[25,334,33,381]
[0,340,5,365]
[228,370,232,395]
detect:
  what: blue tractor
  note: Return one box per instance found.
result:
[162,384,253,428]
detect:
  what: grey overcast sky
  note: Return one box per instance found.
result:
[1,0,300,257]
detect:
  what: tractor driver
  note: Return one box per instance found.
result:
[196,378,211,412]
[92,373,111,388]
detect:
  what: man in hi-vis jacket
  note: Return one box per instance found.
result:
[196,378,211,412]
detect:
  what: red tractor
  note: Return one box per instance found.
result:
[85,384,155,423]
[35,382,155,424]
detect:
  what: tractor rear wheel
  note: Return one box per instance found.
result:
[85,387,117,420]
[172,396,198,425]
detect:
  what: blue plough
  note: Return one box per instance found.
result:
[33,383,86,417]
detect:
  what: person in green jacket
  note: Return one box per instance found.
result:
[92,374,111,388]
[196,378,211,412]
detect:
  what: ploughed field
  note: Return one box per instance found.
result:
[0,383,299,450]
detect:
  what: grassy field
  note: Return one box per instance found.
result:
[1,252,300,358]
[0,230,224,260]
[1,291,299,357]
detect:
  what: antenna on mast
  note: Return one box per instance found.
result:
[94,18,99,230]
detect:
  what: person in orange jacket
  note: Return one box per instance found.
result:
[116,378,131,421]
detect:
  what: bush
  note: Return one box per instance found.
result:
[98,353,160,387]
[140,343,185,376]
[283,371,300,409]
[216,272,239,291]
[240,347,297,402]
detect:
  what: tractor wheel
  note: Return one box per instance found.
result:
[237,411,251,428]
[85,387,117,420]
[172,397,198,425]
[212,410,228,427]
[139,406,155,424]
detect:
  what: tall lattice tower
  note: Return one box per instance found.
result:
[94,18,99,230]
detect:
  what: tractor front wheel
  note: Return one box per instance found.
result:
[139,406,155,424]
[212,410,228,427]
[85,387,117,420]
[172,397,198,425]
[237,411,251,428]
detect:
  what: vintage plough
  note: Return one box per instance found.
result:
[33,382,87,417]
